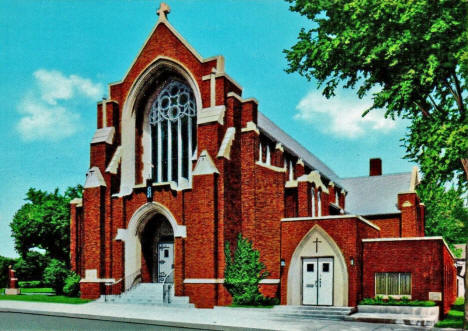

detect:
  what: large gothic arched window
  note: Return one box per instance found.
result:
[149,81,197,187]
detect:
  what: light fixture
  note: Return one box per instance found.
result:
[350,258,354,266]
[280,259,286,267]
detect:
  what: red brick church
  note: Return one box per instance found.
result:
[70,4,456,314]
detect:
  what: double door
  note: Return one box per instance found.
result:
[302,257,334,305]
[158,242,174,283]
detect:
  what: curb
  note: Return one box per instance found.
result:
[0,307,276,331]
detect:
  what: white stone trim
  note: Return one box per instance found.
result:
[362,236,454,259]
[275,142,284,152]
[217,127,236,160]
[91,127,115,145]
[409,166,420,192]
[183,278,280,284]
[297,170,329,194]
[282,215,381,231]
[193,150,219,176]
[285,180,298,188]
[70,198,83,207]
[84,167,107,188]
[255,161,286,173]
[296,158,304,166]
[241,121,260,134]
[197,105,225,125]
[106,146,122,174]
[226,91,258,105]
[80,269,115,283]
[184,278,224,284]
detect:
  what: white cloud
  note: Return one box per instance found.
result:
[294,90,396,139]
[17,69,103,141]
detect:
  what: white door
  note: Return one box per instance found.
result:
[158,242,174,283]
[317,257,333,305]
[302,257,334,305]
[302,258,318,305]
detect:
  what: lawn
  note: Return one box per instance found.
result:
[0,288,91,304]
[435,297,464,329]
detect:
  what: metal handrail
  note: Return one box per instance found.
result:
[104,269,141,302]
[162,269,174,304]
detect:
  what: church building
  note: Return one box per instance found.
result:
[70,4,456,315]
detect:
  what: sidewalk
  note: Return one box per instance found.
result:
[0,301,431,330]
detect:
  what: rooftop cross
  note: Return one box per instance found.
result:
[157,2,171,20]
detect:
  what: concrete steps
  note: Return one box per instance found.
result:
[98,283,194,308]
[272,305,355,321]
[344,305,439,327]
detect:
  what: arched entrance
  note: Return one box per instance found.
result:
[140,214,174,283]
[115,202,186,291]
[287,224,348,306]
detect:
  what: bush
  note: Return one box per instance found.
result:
[224,234,278,306]
[63,272,80,297]
[43,259,69,295]
[360,296,436,307]
[14,251,50,282]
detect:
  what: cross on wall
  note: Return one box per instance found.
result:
[313,237,322,253]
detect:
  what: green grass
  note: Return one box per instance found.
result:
[435,297,464,329]
[1,288,54,294]
[0,294,91,304]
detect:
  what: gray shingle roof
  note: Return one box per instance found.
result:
[257,112,341,185]
[339,173,412,215]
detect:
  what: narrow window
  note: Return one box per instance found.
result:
[266,145,271,165]
[289,160,294,181]
[258,142,263,162]
[317,191,322,216]
[311,187,316,217]
[375,272,411,296]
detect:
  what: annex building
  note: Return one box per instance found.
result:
[70,4,456,315]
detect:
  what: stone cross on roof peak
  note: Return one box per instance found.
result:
[157,2,171,20]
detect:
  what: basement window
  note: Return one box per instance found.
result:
[375,272,411,297]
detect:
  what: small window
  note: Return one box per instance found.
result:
[322,263,330,272]
[375,272,411,296]
[307,264,314,272]
[164,249,169,258]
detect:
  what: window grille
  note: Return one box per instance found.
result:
[149,81,197,186]
[375,272,411,296]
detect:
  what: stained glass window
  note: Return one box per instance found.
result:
[150,81,197,186]
[375,272,411,296]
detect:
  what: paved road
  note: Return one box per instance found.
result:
[0,312,206,331]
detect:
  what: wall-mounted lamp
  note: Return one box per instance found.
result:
[350,258,354,266]
[280,259,286,267]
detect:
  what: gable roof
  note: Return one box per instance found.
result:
[339,173,412,215]
[257,112,341,186]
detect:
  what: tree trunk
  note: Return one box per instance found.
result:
[462,158,467,330]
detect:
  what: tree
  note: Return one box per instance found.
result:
[14,251,50,282]
[224,234,275,305]
[417,182,468,250]
[10,185,83,264]
[43,259,70,295]
[284,0,467,325]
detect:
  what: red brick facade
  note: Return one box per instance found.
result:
[70,13,456,313]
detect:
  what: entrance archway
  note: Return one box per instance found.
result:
[140,214,174,283]
[115,202,186,290]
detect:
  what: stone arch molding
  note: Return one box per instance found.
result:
[287,224,348,306]
[119,57,203,196]
[115,202,186,290]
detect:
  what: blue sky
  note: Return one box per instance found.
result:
[0,0,414,258]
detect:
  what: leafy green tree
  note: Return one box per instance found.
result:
[224,234,276,306]
[13,251,50,282]
[10,185,83,264]
[417,182,468,250]
[284,0,467,324]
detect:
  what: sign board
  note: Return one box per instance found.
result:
[428,292,442,301]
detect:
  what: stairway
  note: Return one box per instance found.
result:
[272,305,355,321]
[98,283,194,307]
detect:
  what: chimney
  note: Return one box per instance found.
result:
[369,158,382,176]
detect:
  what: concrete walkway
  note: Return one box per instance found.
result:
[0,301,434,330]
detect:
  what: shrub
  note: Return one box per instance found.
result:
[359,297,436,307]
[43,259,69,295]
[224,234,278,306]
[14,251,50,282]
[18,280,42,288]
[63,272,80,297]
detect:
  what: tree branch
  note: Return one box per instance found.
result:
[452,72,465,119]
[414,101,431,118]
[428,95,442,113]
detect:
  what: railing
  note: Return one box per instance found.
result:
[162,269,174,304]
[104,269,141,302]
